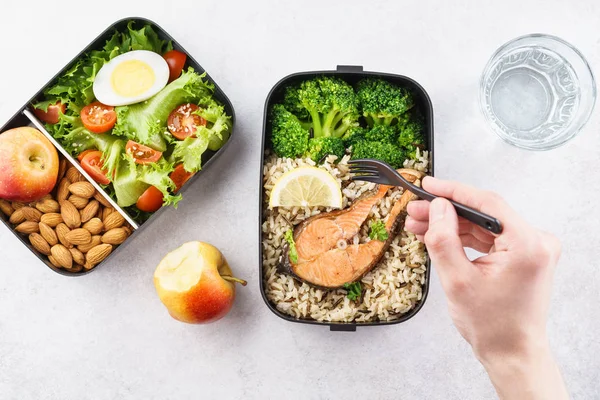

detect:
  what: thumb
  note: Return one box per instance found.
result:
[424,198,471,281]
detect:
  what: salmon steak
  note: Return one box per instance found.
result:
[280,169,424,288]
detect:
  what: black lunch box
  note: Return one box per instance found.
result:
[0,17,235,276]
[258,66,434,331]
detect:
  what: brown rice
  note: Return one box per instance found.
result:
[262,149,430,323]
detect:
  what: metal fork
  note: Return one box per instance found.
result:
[348,159,502,234]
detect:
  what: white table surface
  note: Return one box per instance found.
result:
[1,1,599,399]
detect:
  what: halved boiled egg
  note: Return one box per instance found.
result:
[93,50,169,107]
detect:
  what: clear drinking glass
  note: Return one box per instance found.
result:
[480,34,596,150]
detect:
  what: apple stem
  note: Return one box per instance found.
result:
[222,275,247,286]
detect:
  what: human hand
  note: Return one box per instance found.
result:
[405,176,567,399]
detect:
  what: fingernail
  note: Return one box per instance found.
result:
[430,199,447,223]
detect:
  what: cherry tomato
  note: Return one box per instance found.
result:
[136,186,163,212]
[33,101,66,124]
[125,140,162,164]
[170,164,194,193]
[167,103,207,140]
[80,102,117,134]
[77,149,95,162]
[81,151,110,185]
[163,50,187,82]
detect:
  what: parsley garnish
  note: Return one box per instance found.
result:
[369,220,389,241]
[343,282,362,301]
[284,229,298,263]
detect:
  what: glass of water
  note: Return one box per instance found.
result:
[480,34,596,150]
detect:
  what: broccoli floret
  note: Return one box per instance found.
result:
[306,137,345,163]
[283,84,310,121]
[352,141,406,169]
[397,111,426,159]
[270,104,309,158]
[364,125,397,143]
[342,126,366,148]
[286,76,359,138]
[357,78,414,127]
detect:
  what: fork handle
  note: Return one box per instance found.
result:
[409,185,503,234]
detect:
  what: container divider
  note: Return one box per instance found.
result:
[22,109,139,230]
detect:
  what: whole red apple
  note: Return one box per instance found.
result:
[154,241,247,324]
[0,127,59,202]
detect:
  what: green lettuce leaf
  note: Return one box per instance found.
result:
[170,133,210,173]
[113,68,214,151]
[138,161,181,207]
[113,155,149,207]
[127,21,168,53]
[194,101,232,151]
[33,23,170,110]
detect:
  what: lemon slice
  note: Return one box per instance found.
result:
[269,166,342,209]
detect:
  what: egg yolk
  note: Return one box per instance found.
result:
[111,60,155,97]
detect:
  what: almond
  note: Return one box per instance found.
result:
[68,195,89,210]
[39,194,53,201]
[94,191,112,207]
[56,178,71,202]
[20,206,42,222]
[95,207,103,219]
[35,198,60,214]
[15,221,39,234]
[56,223,73,248]
[85,243,112,268]
[66,167,84,183]
[80,200,99,223]
[51,244,73,269]
[0,199,14,216]
[65,228,92,245]
[29,233,51,255]
[122,225,133,236]
[82,218,104,235]
[39,222,58,246]
[8,208,25,224]
[48,255,61,268]
[69,248,85,265]
[78,235,102,253]
[102,207,113,222]
[101,228,128,245]
[40,213,63,227]
[69,264,84,273]
[103,211,124,231]
[69,181,95,199]
[60,200,81,229]
[57,158,68,182]
[11,201,25,210]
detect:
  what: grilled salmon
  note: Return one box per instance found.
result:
[281,169,424,288]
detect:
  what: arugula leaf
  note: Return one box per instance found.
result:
[343,282,362,301]
[369,220,389,241]
[284,229,298,263]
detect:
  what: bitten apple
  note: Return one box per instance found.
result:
[0,127,59,202]
[154,241,247,324]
